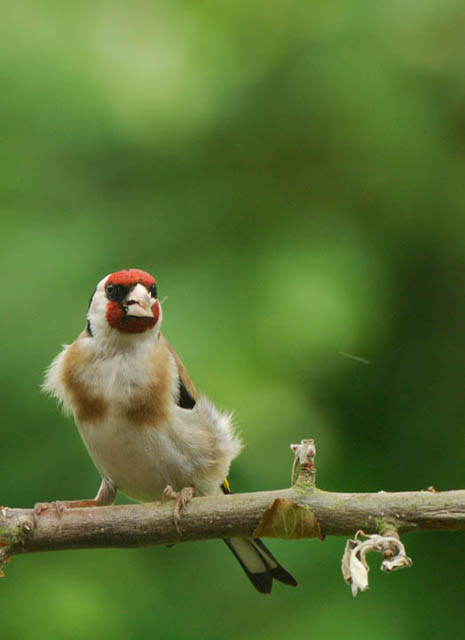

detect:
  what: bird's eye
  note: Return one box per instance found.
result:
[149,284,158,298]
[106,283,127,302]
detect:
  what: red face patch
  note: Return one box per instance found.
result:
[105,269,156,289]
[104,270,160,334]
[106,300,160,334]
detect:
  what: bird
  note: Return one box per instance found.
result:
[41,268,297,594]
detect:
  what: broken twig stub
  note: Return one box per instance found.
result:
[290,439,316,490]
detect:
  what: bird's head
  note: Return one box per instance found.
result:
[87,269,161,340]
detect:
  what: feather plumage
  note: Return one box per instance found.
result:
[43,269,296,592]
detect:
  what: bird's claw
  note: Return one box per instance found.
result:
[33,500,67,521]
[163,485,195,535]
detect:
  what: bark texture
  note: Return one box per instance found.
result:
[1,487,464,563]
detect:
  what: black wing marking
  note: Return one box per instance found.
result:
[221,479,232,494]
[86,288,96,336]
[177,377,196,409]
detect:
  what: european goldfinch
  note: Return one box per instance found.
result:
[42,268,297,594]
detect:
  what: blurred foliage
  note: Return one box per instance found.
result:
[1,1,464,638]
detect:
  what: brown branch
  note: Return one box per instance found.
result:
[1,440,464,574]
[1,487,464,559]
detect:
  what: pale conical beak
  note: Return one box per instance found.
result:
[123,283,154,318]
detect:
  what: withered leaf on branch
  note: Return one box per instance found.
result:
[253,498,324,540]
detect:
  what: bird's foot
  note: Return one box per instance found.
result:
[34,500,67,521]
[163,485,195,535]
[33,498,99,521]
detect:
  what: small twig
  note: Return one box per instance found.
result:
[290,439,316,489]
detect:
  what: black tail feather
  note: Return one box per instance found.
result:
[221,481,297,593]
[252,538,298,587]
[224,537,297,594]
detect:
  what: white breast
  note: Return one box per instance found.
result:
[45,332,242,502]
[78,398,240,501]
[78,409,193,500]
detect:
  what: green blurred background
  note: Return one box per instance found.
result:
[1,1,464,638]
